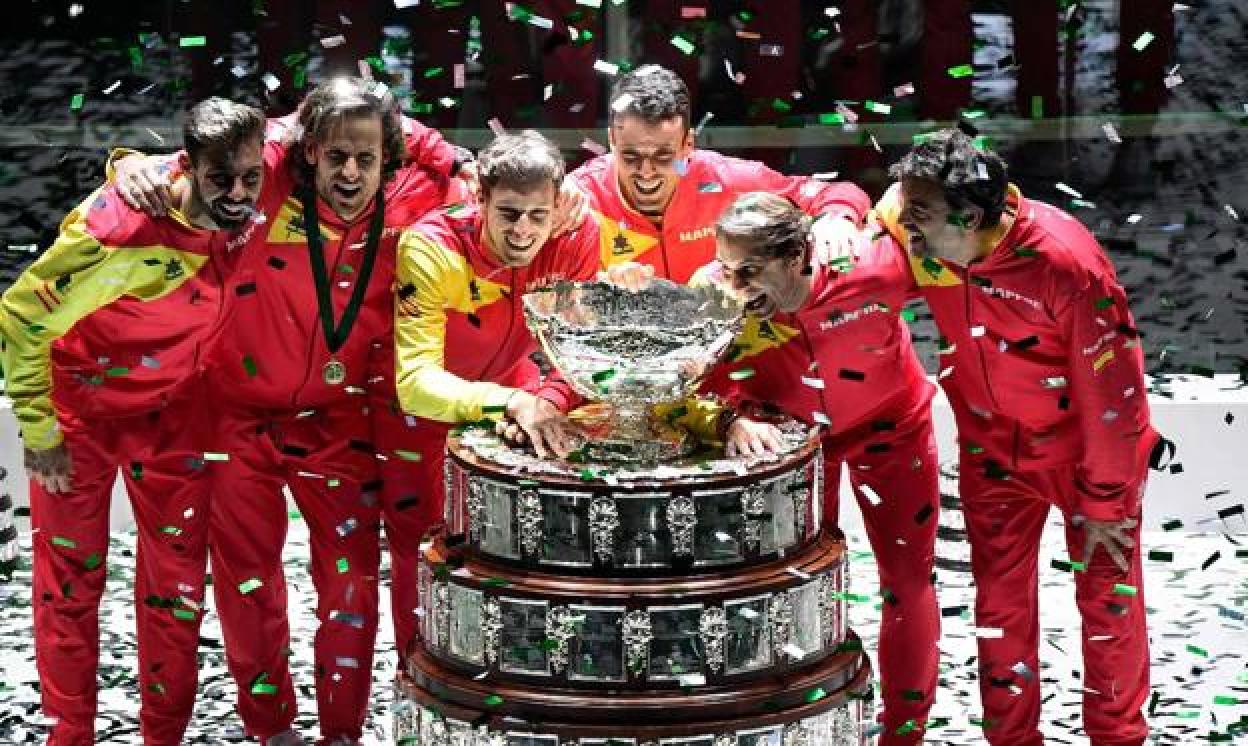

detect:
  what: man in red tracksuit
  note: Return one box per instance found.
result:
[684,192,941,744]
[387,130,600,660]
[874,129,1156,746]
[198,82,463,745]
[0,98,267,745]
[569,64,870,285]
[113,78,467,745]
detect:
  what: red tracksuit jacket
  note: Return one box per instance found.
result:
[698,236,933,438]
[393,205,601,421]
[208,158,455,412]
[570,149,870,283]
[0,182,257,450]
[874,184,1158,521]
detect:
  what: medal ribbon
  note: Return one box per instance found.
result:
[301,185,385,360]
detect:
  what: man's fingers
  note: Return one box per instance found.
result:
[1114,531,1136,549]
[1105,542,1128,573]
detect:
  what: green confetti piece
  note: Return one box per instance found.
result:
[1030,94,1044,119]
[327,478,340,488]
[1014,246,1039,257]
[1213,695,1240,705]
[1112,583,1137,596]
[180,36,207,47]
[394,450,423,462]
[130,463,143,480]
[804,686,827,703]
[70,93,85,111]
[1175,710,1200,719]
[1094,296,1115,310]
[173,608,197,621]
[83,552,102,570]
[128,45,143,68]
[481,403,506,414]
[147,682,166,694]
[592,369,616,384]
[423,66,445,78]
[1162,519,1183,531]
[238,577,264,595]
[288,510,302,521]
[921,257,944,277]
[480,577,511,588]
[864,100,890,114]
[579,468,597,481]
[962,109,986,119]
[51,536,77,549]
[728,368,755,380]
[900,308,917,323]
[202,452,230,462]
[819,112,845,126]
[1186,643,1209,658]
[771,98,792,113]
[483,694,504,707]
[104,366,129,377]
[947,64,974,78]
[670,35,696,55]
[336,557,349,573]
[250,673,278,695]
[1132,31,1154,51]
[159,526,182,536]
[1147,549,1173,562]
[895,720,919,736]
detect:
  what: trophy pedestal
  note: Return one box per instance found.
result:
[393,426,872,744]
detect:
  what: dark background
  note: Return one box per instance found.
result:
[1,0,1245,376]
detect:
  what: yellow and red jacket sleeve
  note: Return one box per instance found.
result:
[0,188,207,449]
[393,229,516,422]
[1062,271,1153,521]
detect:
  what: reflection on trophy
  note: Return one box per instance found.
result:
[395,279,872,745]
[523,278,745,464]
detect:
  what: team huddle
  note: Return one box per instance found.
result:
[1,65,1156,746]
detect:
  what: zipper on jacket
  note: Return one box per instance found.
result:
[961,265,1000,411]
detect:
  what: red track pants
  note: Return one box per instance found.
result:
[959,456,1149,746]
[822,405,941,744]
[31,397,212,745]
[207,402,381,744]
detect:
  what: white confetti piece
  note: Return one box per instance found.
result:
[975,626,1005,639]
[320,35,346,48]
[1126,213,1143,224]
[893,82,915,97]
[261,73,280,92]
[760,43,784,57]
[800,376,825,389]
[1054,182,1083,199]
[970,325,986,337]
[859,484,883,506]
[1102,122,1122,143]
[593,59,620,76]
[102,80,121,95]
[487,117,506,136]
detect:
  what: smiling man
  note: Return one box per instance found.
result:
[0,97,266,745]
[874,128,1158,746]
[570,64,870,284]
[388,131,599,660]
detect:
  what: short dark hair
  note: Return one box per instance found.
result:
[292,77,407,183]
[608,64,692,129]
[477,130,565,196]
[889,128,1009,227]
[716,192,812,261]
[183,97,265,166]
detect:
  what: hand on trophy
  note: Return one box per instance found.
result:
[598,261,655,292]
[723,416,785,459]
[503,391,584,459]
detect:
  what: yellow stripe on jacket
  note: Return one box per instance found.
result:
[0,187,207,449]
[393,229,515,423]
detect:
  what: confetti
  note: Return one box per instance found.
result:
[179,36,207,47]
[947,64,974,79]
[1132,31,1155,51]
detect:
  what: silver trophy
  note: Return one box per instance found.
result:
[523,278,745,463]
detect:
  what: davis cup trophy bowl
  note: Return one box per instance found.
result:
[393,280,872,745]
[523,278,745,463]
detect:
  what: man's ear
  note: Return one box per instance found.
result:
[606,125,616,151]
[178,151,192,174]
[303,142,318,168]
[681,127,695,157]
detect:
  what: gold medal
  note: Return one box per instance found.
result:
[323,358,347,385]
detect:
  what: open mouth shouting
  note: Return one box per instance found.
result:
[632,176,665,201]
[334,182,363,202]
